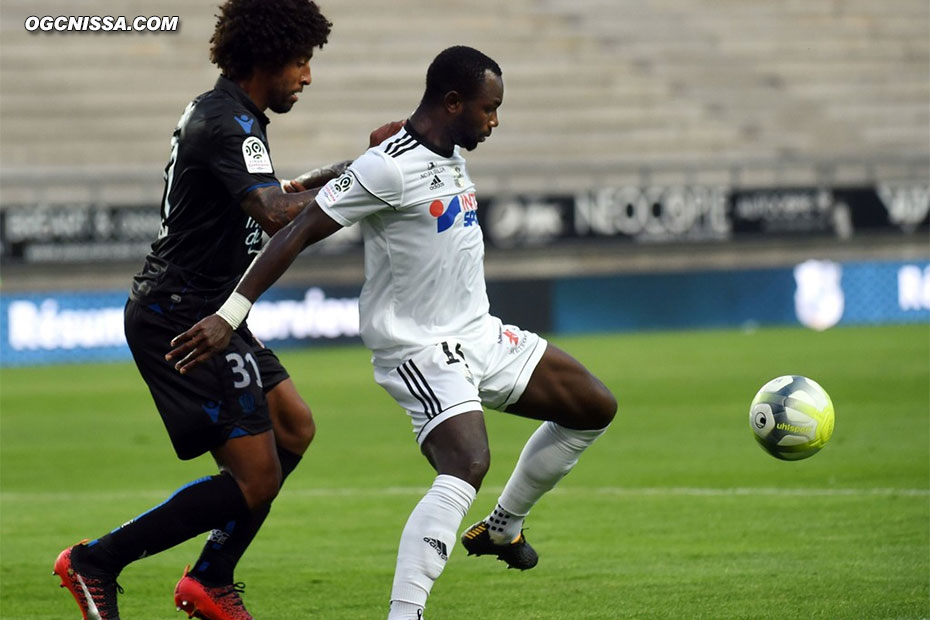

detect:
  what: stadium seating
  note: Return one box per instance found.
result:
[0,0,927,199]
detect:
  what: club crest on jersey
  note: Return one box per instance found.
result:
[242,136,273,173]
[429,192,477,233]
[234,114,254,133]
[452,166,466,188]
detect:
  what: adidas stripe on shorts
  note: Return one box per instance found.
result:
[374,316,547,445]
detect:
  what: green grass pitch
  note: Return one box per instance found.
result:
[1,325,928,619]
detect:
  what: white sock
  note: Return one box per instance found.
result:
[488,421,608,544]
[388,474,476,620]
[388,601,423,620]
[484,503,523,544]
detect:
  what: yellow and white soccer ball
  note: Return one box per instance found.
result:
[749,375,835,461]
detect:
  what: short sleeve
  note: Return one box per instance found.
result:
[201,114,279,202]
[316,149,402,227]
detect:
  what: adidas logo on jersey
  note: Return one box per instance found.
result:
[423,537,448,560]
[429,175,445,190]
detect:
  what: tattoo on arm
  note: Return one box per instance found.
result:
[241,185,318,235]
[292,160,351,190]
[236,202,343,301]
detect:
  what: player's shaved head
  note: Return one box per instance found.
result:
[422,46,502,106]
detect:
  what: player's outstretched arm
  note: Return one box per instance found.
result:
[283,120,404,192]
[260,120,405,227]
[282,160,352,193]
[243,185,324,235]
[165,201,342,373]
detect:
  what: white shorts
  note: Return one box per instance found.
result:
[373,317,547,445]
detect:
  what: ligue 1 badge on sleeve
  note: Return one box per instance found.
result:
[321,173,354,205]
[242,136,273,174]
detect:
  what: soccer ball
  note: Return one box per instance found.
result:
[749,375,835,461]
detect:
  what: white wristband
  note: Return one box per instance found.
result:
[215,292,252,330]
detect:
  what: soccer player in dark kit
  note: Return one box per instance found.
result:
[53,2,401,619]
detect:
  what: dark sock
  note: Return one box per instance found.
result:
[77,472,250,576]
[190,447,303,586]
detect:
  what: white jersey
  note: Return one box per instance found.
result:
[315,125,490,367]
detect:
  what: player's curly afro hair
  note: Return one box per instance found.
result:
[210,0,332,80]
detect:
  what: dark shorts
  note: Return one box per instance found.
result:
[124,299,290,460]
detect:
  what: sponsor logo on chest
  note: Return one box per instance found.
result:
[429,192,478,233]
[244,217,263,254]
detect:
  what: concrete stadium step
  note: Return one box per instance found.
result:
[0,0,926,184]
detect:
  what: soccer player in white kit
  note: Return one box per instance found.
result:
[168,46,617,620]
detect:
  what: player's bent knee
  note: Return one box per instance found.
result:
[292,406,316,451]
[239,475,281,510]
[576,383,617,430]
[439,450,490,490]
[597,387,618,426]
[303,415,317,447]
[273,401,316,454]
[228,459,283,510]
[466,452,491,484]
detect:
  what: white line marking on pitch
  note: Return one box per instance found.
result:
[2,486,927,502]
